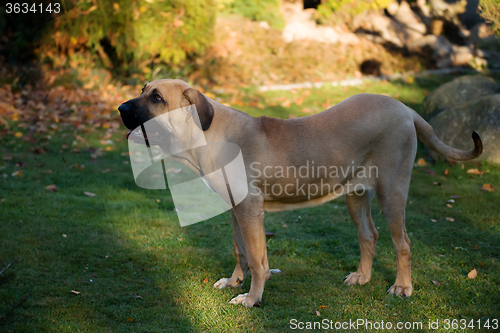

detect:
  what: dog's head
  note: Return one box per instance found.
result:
[118,79,214,149]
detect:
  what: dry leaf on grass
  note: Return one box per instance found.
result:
[468,269,477,279]
[415,158,428,167]
[446,217,455,222]
[84,191,96,197]
[45,185,57,192]
[11,170,22,177]
[430,219,437,222]
[467,169,484,175]
[70,290,80,295]
[203,278,209,283]
[131,294,142,299]
[480,184,494,192]
[316,311,321,317]
[432,280,441,286]
[319,305,327,309]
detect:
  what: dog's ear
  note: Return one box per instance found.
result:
[183,88,214,131]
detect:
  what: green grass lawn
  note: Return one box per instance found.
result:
[1,75,499,332]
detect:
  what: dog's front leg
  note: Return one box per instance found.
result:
[213,210,249,289]
[228,195,270,308]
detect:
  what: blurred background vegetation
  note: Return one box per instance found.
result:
[0,0,498,89]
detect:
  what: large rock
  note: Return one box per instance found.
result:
[390,1,427,37]
[422,75,500,164]
[421,75,500,120]
[281,2,359,45]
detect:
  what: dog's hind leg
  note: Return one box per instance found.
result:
[214,210,249,289]
[344,189,378,286]
[376,177,413,297]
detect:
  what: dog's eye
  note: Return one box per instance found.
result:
[154,94,162,101]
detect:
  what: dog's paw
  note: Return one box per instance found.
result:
[213,278,231,289]
[343,272,370,285]
[229,293,259,308]
[388,284,413,297]
[213,277,243,289]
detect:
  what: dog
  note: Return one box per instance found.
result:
[118,79,482,308]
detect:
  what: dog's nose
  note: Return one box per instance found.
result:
[118,102,130,115]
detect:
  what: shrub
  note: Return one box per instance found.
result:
[479,0,500,37]
[217,0,285,29]
[316,0,392,23]
[1,0,216,74]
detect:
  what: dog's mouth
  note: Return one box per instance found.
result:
[126,128,165,143]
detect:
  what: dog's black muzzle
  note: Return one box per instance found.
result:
[118,99,152,130]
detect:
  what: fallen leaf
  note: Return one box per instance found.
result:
[43,169,53,174]
[316,311,321,317]
[84,191,96,197]
[446,204,453,208]
[319,305,327,309]
[63,234,67,238]
[127,318,135,322]
[105,146,114,151]
[265,232,276,237]
[444,169,449,176]
[432,280,441,286]
[11,170,22,177]
[467,268,477,279]
[283,224,288,227]
[70,290,80,295]
[450,195,460,199]
[416,158,428,167]
[478,261,484,267]
[430,219,437,222]
[480,184,494,192]
[14,132,23,138]
[467,168,484,175]
[447,199,455,203]
[45,185,57,192]
[281,99,291,107]
[131,294,142,299]
[433,182,441,186]
[446,217,455,222]
[203,278,209,283]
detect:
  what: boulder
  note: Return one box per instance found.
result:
[428,94,500,164]
[421,75,499,120]
[409,34,455,67]
[391,1,427,36]
[281,2,359,45]
[353,11,407,47]
[422,75,500,164]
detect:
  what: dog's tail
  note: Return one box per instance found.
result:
[411,108,483,161]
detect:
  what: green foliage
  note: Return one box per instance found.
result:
[217,0,285,29]
[479,0,500,38]
[53,0,216,70]
[316,0,392,23]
